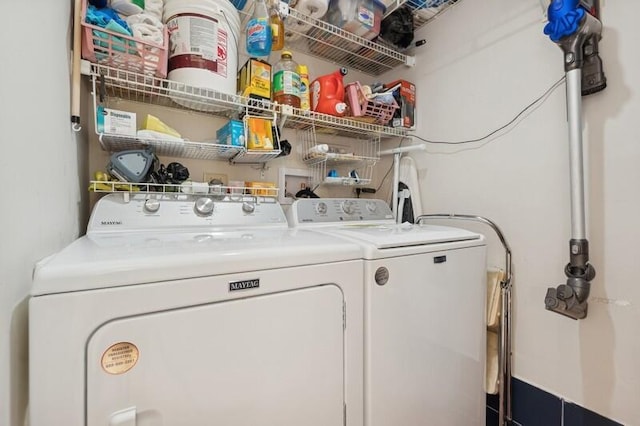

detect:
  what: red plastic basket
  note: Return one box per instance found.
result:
[345,81,399,125]
[80,0,168,78]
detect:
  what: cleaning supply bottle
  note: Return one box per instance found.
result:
[310,67,348,116]
[246,0,272,57]
[273,51,301,108]
[270,0,285,51]
[297,64,310,111]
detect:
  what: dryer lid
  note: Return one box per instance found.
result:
[31,229,362,296]
[330,223,481,249]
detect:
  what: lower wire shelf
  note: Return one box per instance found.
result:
[98,133,281,163]
[89,180,280,201]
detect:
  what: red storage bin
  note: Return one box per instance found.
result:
[80,0,168,78]
[345,81,399,125]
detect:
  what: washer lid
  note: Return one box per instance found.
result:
[31,229,361,296]
[329,223,481,249]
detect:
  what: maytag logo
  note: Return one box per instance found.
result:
[229,279,260,292]
[101,220,122,226]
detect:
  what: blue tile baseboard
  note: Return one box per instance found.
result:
[485,378,623,426]
[563,402,624,426]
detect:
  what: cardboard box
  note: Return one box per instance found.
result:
[216,120,245,147]
[385,79,416,129]
[246,117,274,150]
[96,106,137,136]
[246,181,277,197]
[238,58,272,101]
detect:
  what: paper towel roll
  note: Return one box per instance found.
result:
[287,0,329,35]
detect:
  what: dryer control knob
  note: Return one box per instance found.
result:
[242,202,256,213]
[341,200,356,215]
[194,197,214,216]
[365,201,377,213]
[143,198,161,213]
[316,202,328,215]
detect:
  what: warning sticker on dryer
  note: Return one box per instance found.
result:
[101,342,139,375]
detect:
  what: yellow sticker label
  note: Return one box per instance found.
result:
[101,342,139,375]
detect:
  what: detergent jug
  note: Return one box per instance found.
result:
[311,68,348,116]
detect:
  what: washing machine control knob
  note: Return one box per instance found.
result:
[341,200,356,215]
[365,201,377,213]
[316,202,328,215]
[143,198,161,213]
[242,202,256,213]
[194,197,214,216]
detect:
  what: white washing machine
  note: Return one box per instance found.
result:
[287,198,487,426]
[30,193,364,426]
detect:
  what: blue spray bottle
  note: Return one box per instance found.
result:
[246,0,272,57]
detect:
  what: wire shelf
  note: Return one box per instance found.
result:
[283,8,410,76]
[385,0,462,31]
[281,106,406,138]
[91,64,406,140]
[91,64,274,117]
[88,180,279,199]
[231,149,283,164]
[299,128,380,187]
[98,134,243,161]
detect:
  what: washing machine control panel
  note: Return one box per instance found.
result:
[288,198,394,225]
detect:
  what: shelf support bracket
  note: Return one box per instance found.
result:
[405,55,416,67]
[278,104,293,131]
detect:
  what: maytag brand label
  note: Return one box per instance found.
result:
[229,278,260,292]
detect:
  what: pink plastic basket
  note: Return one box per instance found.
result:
[345,82,399,125]
[81,0,168,78]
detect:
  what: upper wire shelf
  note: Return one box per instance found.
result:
[283,8,410,76]
[240,1,461,75]
[385,0,462,30]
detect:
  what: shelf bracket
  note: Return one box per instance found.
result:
[405,55,416,67]
[278,104,293,131]
[278,1,289,18]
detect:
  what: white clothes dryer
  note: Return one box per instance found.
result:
[287,198,488,426]
[30,193,364,426]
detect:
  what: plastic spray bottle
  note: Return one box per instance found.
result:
[246,0,272,57]
[297,64,310,111]
[270,0,285,51]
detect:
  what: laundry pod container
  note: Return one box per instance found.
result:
[164,0,240,111]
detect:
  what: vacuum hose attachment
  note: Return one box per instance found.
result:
[545,239,596,320]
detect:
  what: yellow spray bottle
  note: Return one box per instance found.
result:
[297,64,311,111]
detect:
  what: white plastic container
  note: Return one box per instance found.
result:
[164,0,240,110]
[326,0,386,40]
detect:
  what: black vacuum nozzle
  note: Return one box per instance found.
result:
[545,283,588,320]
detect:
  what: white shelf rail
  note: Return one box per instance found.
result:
[89,180,279,198]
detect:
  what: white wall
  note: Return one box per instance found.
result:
[0,2,85,425]
[384,0,638,423]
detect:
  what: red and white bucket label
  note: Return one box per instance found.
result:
[167,13,227,77]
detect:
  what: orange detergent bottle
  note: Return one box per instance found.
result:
[310,68,348,116]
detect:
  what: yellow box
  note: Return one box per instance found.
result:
[246,117,274,150]
[238,58,272,101]
[246,181,277,197]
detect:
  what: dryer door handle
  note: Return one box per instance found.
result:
[109,406,137,426]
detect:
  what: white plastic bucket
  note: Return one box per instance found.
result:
[164,0,240,110]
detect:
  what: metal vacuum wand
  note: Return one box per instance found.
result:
[543,1,602,320]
